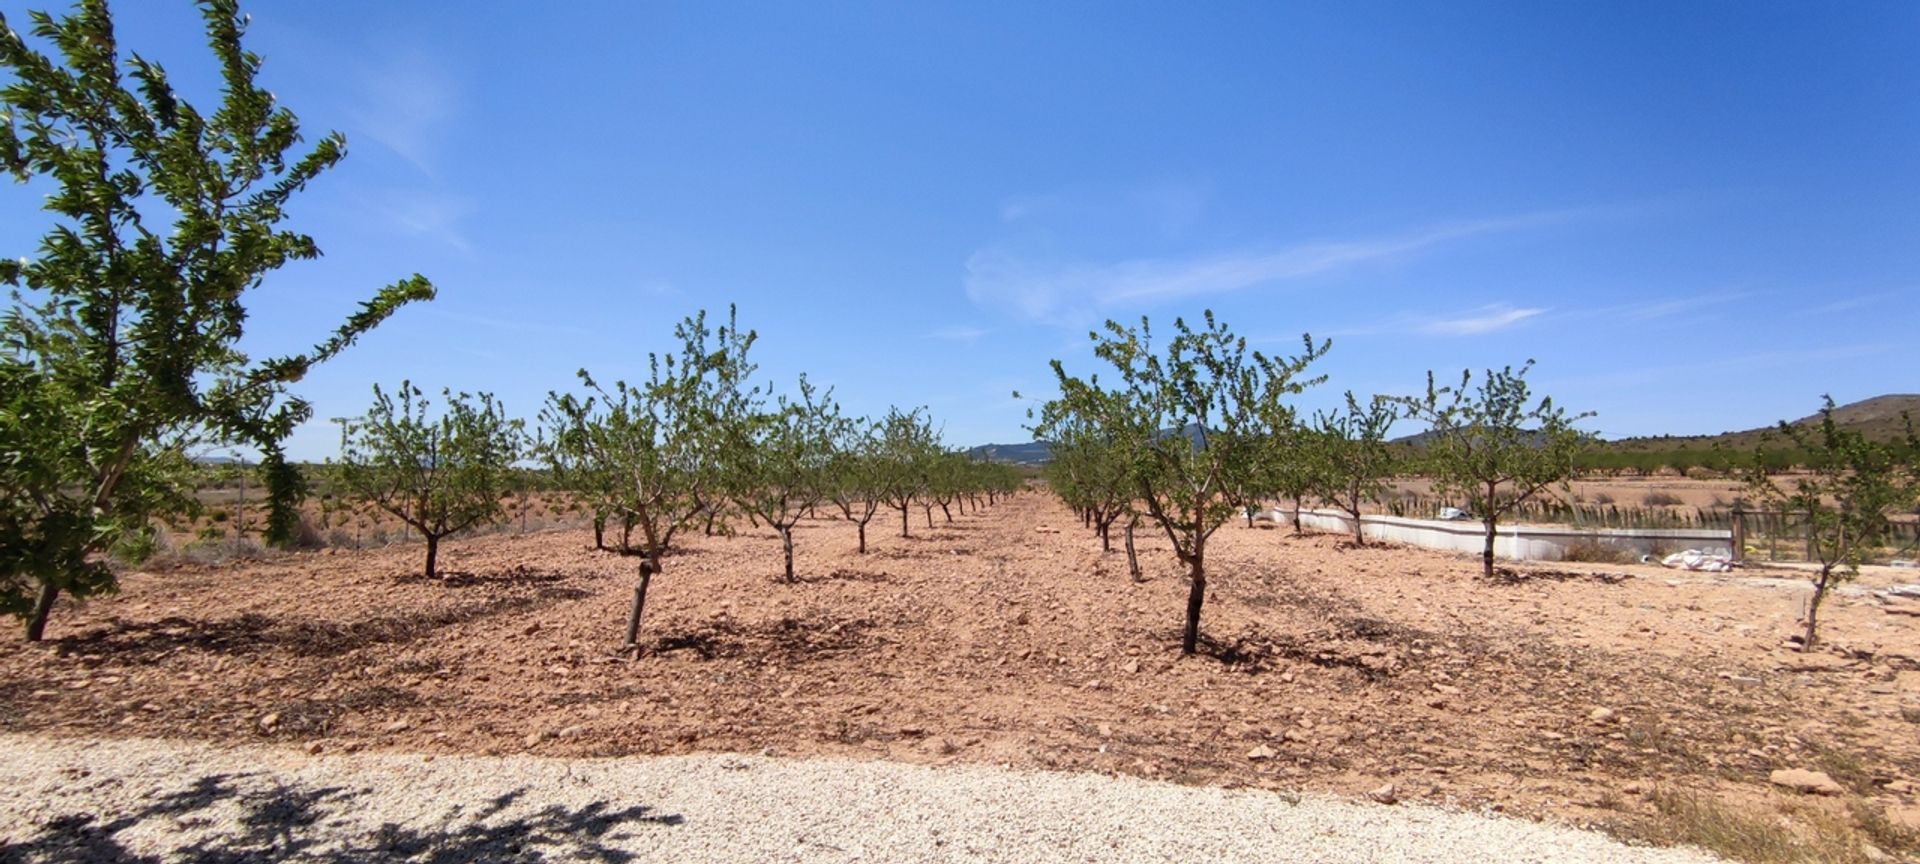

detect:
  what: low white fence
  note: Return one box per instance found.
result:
[1269,508,1732,563]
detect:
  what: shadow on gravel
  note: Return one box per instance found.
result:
[795,568,895,585]
[2,771,683,863]
[391,565,574,589]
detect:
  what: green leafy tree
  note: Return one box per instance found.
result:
[0,1,432,640]
[1308,392,1398,545]
[1741,398,1920,649]
[1399,361,1592,578]
[825,417,885,554]
[1265,424,1323,534]
[542,308,755,649]
[875,406,937,538]
[728,376,840,582]
[337,383,525,578]
[1033,379,1140,553]
[1050,313,1326,654]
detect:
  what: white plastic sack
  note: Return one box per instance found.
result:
[1661,549,1734,572]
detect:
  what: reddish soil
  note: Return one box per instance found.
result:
[4,492,1917,836]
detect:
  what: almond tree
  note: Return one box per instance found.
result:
[825,417,885,553]
[541,308,754,648]
[0,1,433,640]
[1742,398,1919,649]
[728,376,839,582]
[876,407,937,538]
[1266,424,1323,533]
[1033,380,1138,553]
[1051,314,1326,654]
[1399,361,1592,578]
[338,383,525,578]
[1308,392,1398,545]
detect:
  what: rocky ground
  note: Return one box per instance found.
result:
[3,492,1917,857]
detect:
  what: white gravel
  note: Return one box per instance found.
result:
[0,734,1719,863]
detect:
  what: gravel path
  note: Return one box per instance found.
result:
[0,735,1718,863]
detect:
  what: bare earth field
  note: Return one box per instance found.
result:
[4,493,1918,857]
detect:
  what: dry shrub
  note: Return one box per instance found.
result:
[1562,539,1637,565]
[287,514,326,550]
[1807,745,1877,796]
[1643,491,1685,507]
[1850,801,1920,860]
[1634,789,1867,864]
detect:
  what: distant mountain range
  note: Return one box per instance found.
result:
[966,394,1920,464]
[1603,393,1919,452]
[964,441,1054,465]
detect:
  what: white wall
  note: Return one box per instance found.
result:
[1271,508,1731,562]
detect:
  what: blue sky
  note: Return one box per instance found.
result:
[5,1,1918,459]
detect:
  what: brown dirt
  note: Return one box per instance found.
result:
[5,492,1917,837]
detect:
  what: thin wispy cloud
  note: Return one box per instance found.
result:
[347,49,458,178]
[965,209,1582,326]
[928,325,990,344]
[1546,343,1896,393]
[422,309,591,338]
[380,193,474,253]
[1323,302,1546,339]
[1578,291,1750,322]
[1806,290,1901,315]
[1419,304,1546,336]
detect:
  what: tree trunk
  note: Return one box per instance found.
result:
[1481,518,1497,578]
[923,504,933,528]
[1803,569,1832,650]
[1125,516,1142,581]
[593,516,606,550]
[900,504,910,538]
[857,520,868,554]
[1181,550,1207,655]
[1245,507,1254,528]
[781,525,796,583]
[1291,495,1303,534]
[1099,517,1111,552]
[939,501,953,523]
[24,582,59,642]
[424,534,441,578]
[621,516,635,553]
[625,562,655,650]
[1351,507,1364,545]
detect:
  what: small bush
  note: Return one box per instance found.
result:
[182,537,266,566]
[1635,788,1862,864]
[1563,539,1636,565]
[282,514,326,550]
[1593,492,1616,505]
[112,524,171,565]
[1643,492,1685,507]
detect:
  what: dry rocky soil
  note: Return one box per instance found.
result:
[4,492,1918,851]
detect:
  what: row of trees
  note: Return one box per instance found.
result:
[1037,317,1919,652]
[1033,315,1591,654]
[330,308,1024,587]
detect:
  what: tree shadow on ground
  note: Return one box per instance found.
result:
[2,771,683,863]
[59,587,589,662]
